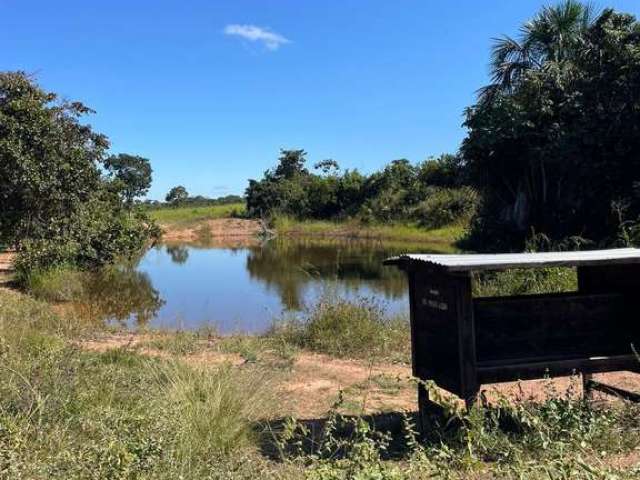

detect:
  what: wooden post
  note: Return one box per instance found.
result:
[582,372,593,400]
[453,272,479,408]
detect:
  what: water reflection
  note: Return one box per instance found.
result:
[94,238,444,333]
[82,265,165,326]
[245,238,407,310]
[166,245,189,264]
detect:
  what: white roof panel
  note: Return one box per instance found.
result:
[384,248,640,272]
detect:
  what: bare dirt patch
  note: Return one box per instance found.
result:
[79,332,640,419]
[0,251,15,284]
[160,218,262,244]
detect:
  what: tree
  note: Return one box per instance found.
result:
[480,0,596,102]
[0,71,157,273]
[105,153,152,206]
[165,185,188,204]
[273,149,308,179]
[462,6,640,250]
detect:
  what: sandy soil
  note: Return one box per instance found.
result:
[159,218,262,244]
[0,251,15,284]
[81,333,640,419]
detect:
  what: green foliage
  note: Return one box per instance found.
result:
[474,267,577,297]
[23,265,88,302]
[165,185,189,204]
[275,382,640,479]
[0,71,157,275]
[270,293,409,360]
[149,202,246,225]
[463,4,640,250]
[413,187,479,229]
[246,150,473,228]
[105,153,153,205]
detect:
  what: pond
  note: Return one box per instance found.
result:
[95,238,450,334]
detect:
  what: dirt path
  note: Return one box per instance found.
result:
[81,333,640,419]
[159,218,262,244]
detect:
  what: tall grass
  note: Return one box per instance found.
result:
[0,288,275,479]
[270,293,410,361]
[22,265,88,302]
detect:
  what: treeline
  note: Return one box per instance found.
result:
[142,191,243,209]
[246,151,479,229]
[248,2,640,252]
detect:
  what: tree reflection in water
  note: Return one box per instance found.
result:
[81,264,164,326]
[166,244,189,264]
[245,238,409,310]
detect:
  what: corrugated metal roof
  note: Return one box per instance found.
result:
[384,248,640,272]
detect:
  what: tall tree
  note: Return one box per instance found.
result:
[165,185,189,204]
[0,71,156,272]
[105,153,153,206]
[463,7,640,250]
[480,0,596,102]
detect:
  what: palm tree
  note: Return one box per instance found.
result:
[479,0,598,102]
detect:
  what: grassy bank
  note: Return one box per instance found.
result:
[147,202,465,247]
[273,216,465,245]
[148,202,246,227]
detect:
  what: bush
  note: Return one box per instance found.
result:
[270,294,409,360]
[413,186,479,229]
[474,267,577,297]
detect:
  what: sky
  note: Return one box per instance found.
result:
[3,0,640,200]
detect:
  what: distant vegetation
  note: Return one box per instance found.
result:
[148,202,246,226]
[246,150,477,232]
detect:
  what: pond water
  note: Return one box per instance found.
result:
[96,238,448,334]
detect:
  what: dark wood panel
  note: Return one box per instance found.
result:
[474,293,638,362]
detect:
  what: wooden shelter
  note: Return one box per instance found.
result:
[384,248,640,424]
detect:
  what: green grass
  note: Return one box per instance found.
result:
[148,202,246,226]
[3,285,640,478]
[23,265,88,302]
[269,292,410,361]
[272,215,464,249]
[0,288,278,479]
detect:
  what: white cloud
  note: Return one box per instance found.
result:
[223,24,290,51]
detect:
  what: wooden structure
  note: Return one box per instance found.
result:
[384,248,640,424]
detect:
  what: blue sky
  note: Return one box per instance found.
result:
[3,0,640,200]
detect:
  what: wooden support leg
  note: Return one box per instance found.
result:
[583,373,593,401]
[465,390,479,412]
[417,383,429,434]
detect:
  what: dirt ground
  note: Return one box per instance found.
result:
[0,251,15,284]
[159,218,262,243]
[81,333,640,419]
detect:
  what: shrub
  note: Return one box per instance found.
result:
[270,294,409,360]
[474,267,577,297]
[413,186,479,229]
